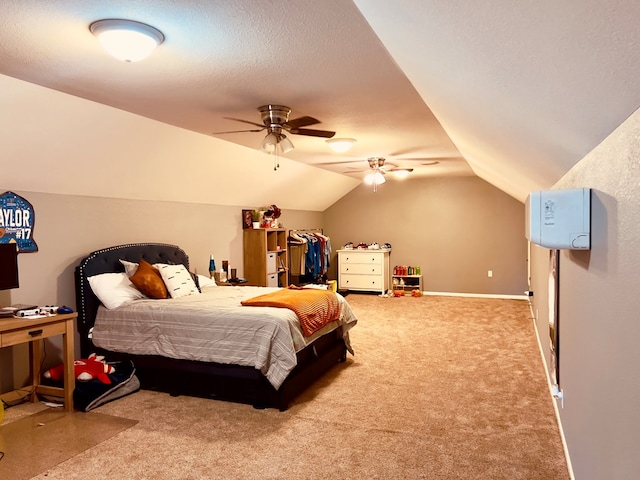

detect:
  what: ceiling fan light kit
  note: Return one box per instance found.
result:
[90,19,164,62]
[261,132,279,153]
[279,135,294,154]
[364,171,386,186]
[326,138,356,153]
[364,157,388,192]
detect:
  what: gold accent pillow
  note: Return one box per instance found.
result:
[129,259,168,299]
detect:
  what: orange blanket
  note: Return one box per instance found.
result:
[241,286,340,337]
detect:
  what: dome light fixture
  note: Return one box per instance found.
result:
[326,138,356,153]
[90,19,164,62]
[393,168,413,179]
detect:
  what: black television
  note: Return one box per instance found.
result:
[0,242,19,290]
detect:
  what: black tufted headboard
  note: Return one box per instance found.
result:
[74,243,189,356]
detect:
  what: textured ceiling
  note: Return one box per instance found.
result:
[2,0,640,202]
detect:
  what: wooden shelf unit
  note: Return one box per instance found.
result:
[243,228,289,287]
[392,274,423,295]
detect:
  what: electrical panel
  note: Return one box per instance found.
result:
[525,188,591,250]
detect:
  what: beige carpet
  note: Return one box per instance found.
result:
[1,294,569,479]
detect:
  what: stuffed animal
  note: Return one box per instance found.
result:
[43,353,116,385]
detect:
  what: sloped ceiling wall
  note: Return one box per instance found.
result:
[355,0,640,201]
[0,74,359,211]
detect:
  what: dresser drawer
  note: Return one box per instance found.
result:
[340,263,383,275]
[339,274,384,290]
[338,252,383,265]
[0,321,66,348]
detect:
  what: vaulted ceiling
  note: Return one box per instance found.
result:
[2,0,640,204]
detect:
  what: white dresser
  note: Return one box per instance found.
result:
[337,248,390,295]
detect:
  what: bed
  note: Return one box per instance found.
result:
[74,242,357,410]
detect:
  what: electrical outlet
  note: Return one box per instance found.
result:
[487,270,493,278]
[552,385,564,408]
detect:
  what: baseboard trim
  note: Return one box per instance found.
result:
[423,291,528,301]
[528,301,576,480]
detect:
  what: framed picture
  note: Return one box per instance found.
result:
[242,209,253,229]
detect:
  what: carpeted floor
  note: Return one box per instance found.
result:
[0,294,569,479]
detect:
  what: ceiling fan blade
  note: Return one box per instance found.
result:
[289,128,336,138]
[222,117,266,129]
[285,116,320,129]
[213,128,265,134]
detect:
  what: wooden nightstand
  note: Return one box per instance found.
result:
[0,312,76,411]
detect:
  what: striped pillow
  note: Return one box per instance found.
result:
[156,263,200,298]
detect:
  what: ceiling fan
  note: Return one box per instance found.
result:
[347,157,395,192]
[214,104,336,156]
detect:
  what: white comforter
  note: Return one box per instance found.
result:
[92,286,357,389]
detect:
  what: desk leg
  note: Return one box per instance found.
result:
[30,340,41,403]
[63,318,75,411]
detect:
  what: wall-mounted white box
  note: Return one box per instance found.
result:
[525,188,591,250]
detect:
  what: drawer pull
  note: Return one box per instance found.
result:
[28,329,43,337]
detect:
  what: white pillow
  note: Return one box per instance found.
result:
[156,263,200,298]
[119,259,139,277]
[88,272,146,309]
[197,274,217,288]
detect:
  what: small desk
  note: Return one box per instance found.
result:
[0,313,76,411]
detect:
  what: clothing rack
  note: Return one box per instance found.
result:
[287,229,330,285]
[288,228,324,234]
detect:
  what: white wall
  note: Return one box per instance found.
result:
[0,189,322,389]
[530,106,640,479]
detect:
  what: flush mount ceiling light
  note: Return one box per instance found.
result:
[393,168,413,179]
[90,19,164,62]
[326,138,356,153]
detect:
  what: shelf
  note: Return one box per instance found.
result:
[392,274,423,293]
[243,228,289,287]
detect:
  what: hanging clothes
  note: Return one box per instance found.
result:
[288,232,307,276]
[287,230,332,284]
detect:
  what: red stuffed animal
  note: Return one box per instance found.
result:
[43,353,116,384]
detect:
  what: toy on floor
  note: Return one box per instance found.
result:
[43,353,116,385]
